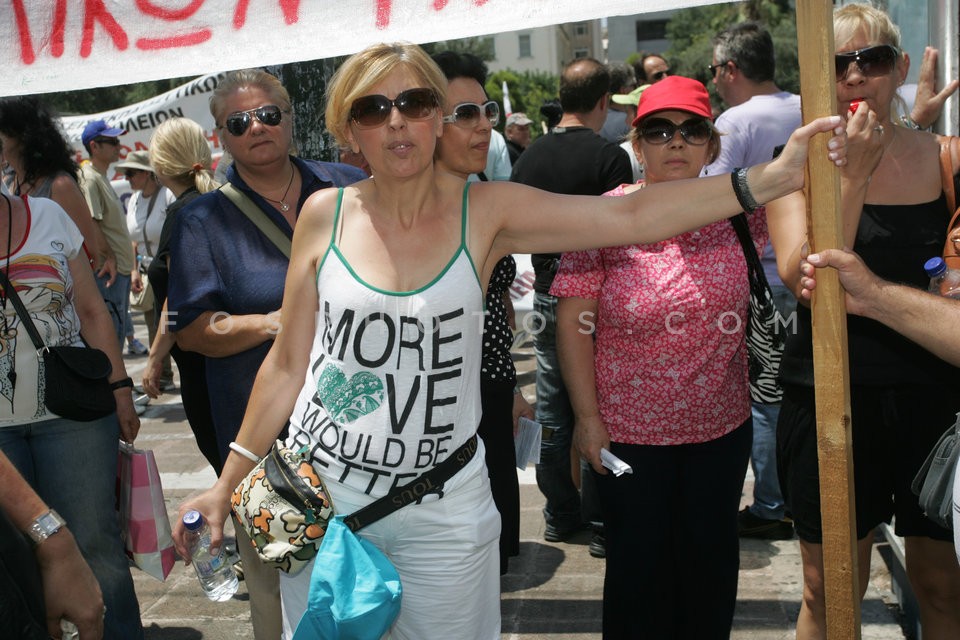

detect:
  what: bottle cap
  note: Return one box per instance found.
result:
[182,510,203,531]
[924,257,947,278]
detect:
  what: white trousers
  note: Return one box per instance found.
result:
[280,455,502,640]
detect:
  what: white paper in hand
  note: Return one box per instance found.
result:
[514,417,542,470]
[600,448,633,476]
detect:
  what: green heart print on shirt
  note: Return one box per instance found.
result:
[315,364,385,424]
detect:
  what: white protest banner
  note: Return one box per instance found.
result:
[5,0,720,97]
[60,73,224,182]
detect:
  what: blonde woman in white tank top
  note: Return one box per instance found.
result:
[172,43,847,639]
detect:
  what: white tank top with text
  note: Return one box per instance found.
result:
[286,185,485,501]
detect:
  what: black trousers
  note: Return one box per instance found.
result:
[478,379,521,574]
[597,420,752,640]
[170,345,221,475]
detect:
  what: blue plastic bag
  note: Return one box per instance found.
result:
[292,515,402,640]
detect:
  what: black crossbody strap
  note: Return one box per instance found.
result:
[0,270,46,352]
[730,212,772,295]
[342,434,479,532]
[140,190,160,258]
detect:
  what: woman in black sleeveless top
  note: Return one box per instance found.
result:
[767,4,960,637]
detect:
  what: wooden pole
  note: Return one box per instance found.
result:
[794,1,860,638]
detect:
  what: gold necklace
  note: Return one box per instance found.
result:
[257,163,295,212]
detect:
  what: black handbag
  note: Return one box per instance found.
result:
[730,213,785,404]
[0,271,115,422]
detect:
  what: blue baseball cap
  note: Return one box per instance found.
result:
[81,119,126,146]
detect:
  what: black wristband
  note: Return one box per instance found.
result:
[731,168,760,213]
[109,376,134,391]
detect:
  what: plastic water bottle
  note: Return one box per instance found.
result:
[923,257,960,299]
[182,510,239,602]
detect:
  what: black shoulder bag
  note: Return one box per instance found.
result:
[0,269,114,422]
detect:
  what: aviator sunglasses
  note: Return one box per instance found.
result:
[639,117,712,146]
[350,88,439,128]
[442,100,500,128]
[835,44,900,81]
[222,105,286,137]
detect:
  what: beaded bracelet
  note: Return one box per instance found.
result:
[731,167,760,213]
[229,441,263,464]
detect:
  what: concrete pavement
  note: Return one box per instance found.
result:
[121,325,911,639]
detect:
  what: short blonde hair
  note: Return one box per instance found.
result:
[209,69,292,127]
[834,3,902,52]
[149,118,218,194]
[833,3,906,115]
[325,42,447,148]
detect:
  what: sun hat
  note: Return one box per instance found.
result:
[81,119,126,146]
[632,76,713,127]
[611,84,651,107]
[506,112,533,127]
[114,150,153,173]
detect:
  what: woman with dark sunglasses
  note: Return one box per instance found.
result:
[172,43,846,640]
[164,69,366,640]
[767,5,960,639]
[551,75,760,638]
[431,50,534,578]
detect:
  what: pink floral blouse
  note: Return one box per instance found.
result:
[550,183,768,445]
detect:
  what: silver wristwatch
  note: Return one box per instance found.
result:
[27,509,66,544]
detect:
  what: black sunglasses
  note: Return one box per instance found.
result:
[223,105,285,137]
[94,137,120,146]
[835,44,900,81]
[651,69,671,81]
[442,100,500,129]
[350,88,438,129]
[639,117,713,146]
[123,169,141,178]
[707,61,729,76]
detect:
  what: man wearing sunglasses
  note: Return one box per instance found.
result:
[79,119,133,347]
[633,52,670,85]
[510,57,632,559]
[702,21,802,542]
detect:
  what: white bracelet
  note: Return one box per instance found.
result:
[229,441,262,464]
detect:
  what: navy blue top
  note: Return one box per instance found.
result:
[167,156,367,461]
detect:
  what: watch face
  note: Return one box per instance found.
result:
[38,511,62,531]
[30,509,66,542]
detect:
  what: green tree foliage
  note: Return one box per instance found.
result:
[422,37,496,61]
[664,0,799,108]
[486,69,558,139]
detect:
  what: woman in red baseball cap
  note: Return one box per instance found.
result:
[551,75,759,638]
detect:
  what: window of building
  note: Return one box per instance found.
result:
[573,48,590,59]
[636,20,668,41]
[518,33,531,58]
[573,23,588,37]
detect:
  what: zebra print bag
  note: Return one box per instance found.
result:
[731,212,785,404]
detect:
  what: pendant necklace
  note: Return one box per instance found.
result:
[257,163,295,212]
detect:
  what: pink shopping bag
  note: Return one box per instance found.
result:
[117,441,176,580]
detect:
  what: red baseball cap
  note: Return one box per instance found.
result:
[632,75,713,127]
